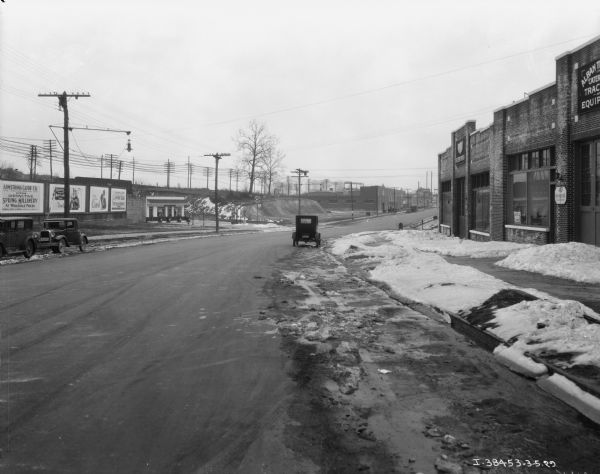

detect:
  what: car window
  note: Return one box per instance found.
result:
[66,221,74,228]
[300,218,313,224]
[46,221,61,230]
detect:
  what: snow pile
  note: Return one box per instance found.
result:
[329,229,600,388]
[330,230,512,312]
[185,197,243,220]
[497,242,600,283]
[330,229,531,259]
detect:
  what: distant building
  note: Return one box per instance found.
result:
[438,35,600,246]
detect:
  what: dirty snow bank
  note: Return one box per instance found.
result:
[496,242,600,283]
[329,230,600,400]
[330,230,514,312]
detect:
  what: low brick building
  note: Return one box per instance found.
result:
[439,35,600,247]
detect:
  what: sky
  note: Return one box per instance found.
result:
[1,0,600,191]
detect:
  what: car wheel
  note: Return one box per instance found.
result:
[23,240,35,259]
[53,239,66,254]
[79,237,88,252]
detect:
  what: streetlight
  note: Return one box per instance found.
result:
[203,153,230,233]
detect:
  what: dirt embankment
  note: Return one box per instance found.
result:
[248,198,326,222]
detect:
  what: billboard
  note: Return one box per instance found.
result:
[89,186,109,212]
[49,184,87,213]
[0,180,44,214]
[110,188,127,212]
[578,59,600,114]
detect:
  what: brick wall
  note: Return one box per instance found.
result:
[506,227,549,245]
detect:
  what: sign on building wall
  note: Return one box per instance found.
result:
[555,185,567,205]
[0,180,44,214]
[89,186,109,212]
[578,59,600,114]
[49,184,87,213]
[110,188,127,212]
[455,137,466,162]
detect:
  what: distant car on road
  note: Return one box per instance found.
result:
[292,215,321,247]
[0,216,39,259]
[38,218,89,253]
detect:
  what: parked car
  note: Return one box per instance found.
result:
[38,218,89,253]
[292,215,321,247]
[0,217,40,259]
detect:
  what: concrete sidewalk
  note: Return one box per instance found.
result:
[444,255,600,314]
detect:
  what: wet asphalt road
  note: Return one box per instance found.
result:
[1,231,297,473]
[0,211,434,473]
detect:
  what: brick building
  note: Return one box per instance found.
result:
[438,35,600,247]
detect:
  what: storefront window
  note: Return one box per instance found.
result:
[528,170,550,226]
[508,147,553,227]
[512,173,527,224]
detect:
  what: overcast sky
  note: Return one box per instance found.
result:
[1,0,600,191]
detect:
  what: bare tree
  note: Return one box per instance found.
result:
[234,120,276,194]
[260,147,285,195]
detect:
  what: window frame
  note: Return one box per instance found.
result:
[507,147,555,228]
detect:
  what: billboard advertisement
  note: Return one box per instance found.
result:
[0,180,44,214]
[89,186,109,212]
[49,184,87,213]
[110,188,127,212]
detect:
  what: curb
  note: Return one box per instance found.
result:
[446,313,600,425]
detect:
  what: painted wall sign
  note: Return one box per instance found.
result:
[89,186,109,212]
[49,184,87,213]
[578,59,600,114]
[110,188,127,212]
[455,137,466,162]
[554,185,567,205]
[0,180,44,214]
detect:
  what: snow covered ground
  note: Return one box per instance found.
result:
[329,230,600,423]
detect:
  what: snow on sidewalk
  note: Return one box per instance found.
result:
[329,230,600,423]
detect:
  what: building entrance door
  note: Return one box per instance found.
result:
[455,177,466,238]
[578,140,600,246]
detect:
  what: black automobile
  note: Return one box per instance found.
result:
[38,218,89,253]
[0,216,39,259]
[292,215,321,247]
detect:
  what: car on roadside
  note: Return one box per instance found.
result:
[38,218,89,253]
[292,215,321,247]
[0,216,40,259]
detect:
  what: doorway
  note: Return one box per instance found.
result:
[578,140,600,246]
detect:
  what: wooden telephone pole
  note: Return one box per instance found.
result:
[38,91,90,216]
[203,153,230,233]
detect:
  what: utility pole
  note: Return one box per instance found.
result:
[187,156,191,189]
[165,160,172,188]
[205,167,210,190]
[132,157,135,184]
[38,91,90,216]
[47,140,54,182]
[118,161,123,180]
[101,155,104,179]
[107,153,115,180]
[236,170,239,192]
[229,168,232,191]
[203,153,230,233]
[292,168,308,215]
[350,182,354,220]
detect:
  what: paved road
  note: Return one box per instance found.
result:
[1,231,300,473]
[0,211,432,473]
